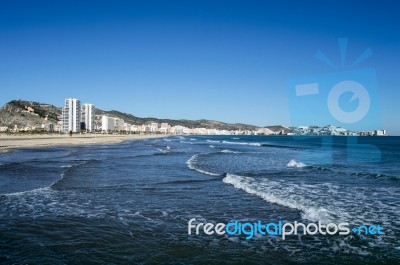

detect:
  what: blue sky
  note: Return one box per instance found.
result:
[0,0,399,134]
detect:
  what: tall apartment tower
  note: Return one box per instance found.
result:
[101,115,115,133]
[82,103,96,132]
[62,98,81,133]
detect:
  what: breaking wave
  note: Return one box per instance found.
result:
[222,141,261,146]
[220,149,242,154]
[206,140,261,146]
[186,153,221,176]
[287,159,307,168]
[222,173,338,223]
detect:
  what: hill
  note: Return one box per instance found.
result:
[96,109,258,130]
[0,99,260,131]
[264,125,292,134]
[0,100,61,130]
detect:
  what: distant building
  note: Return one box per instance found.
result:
[159,123,170,134]
[160,123,169,129]
[130,124,139,133]
[150,122,159,131]
[172,125,185,134]
[145,122,159,133]
[375,130,387,136]
[101,115,115,133]
[114,118,125,131]
[82,103,96,132]
[62,98,81,133]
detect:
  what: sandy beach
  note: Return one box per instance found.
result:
[0,134,166,152]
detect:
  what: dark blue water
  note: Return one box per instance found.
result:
[0,136,399,264]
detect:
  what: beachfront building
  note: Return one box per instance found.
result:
[144,122,158,133]
[160,123,169,130]
[139,124,147,133]
[81,103,96,132]
[150,122,159,132]
[130,125,139,133]
[375,130,387,136]
[159,123,170,134]
[101,115,115,133]
[62,98,81,133]
[114,118,125,131]
[171,125,189,134]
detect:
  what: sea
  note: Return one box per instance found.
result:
[0,135,399,264]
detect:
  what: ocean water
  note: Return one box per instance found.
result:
[0,136,399,264]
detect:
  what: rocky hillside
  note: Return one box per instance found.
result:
[0,100,61,129]
[0,100,260,131]
[264,125,292,134]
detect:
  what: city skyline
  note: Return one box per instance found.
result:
[58,97,389,136]
[0,1,399,134]
[0,97,387,136]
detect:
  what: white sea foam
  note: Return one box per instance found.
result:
[161,210,168,217]
[2,187,52,197]
[157,148,168,153]
[131,211,155,222]
[3,168,70,196]
[286,159,307,168]
[190,138,197,141]
[222,141,261,146]
[186,154,220,176]
[209,145,215,148]
[222,173,337,223]
[207,140,220,143]
[221,149,241,154]
[49,171,68,189]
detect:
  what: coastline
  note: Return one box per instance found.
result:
[0,134,167,152]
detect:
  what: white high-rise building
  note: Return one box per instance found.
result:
[114,118,125,131]
[101,115,115,133]
[62,98,81,133]
[82,103,96,132]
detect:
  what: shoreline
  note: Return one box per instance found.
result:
[0,134,167,152]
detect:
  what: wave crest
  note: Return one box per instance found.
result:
[222,173,337,223]
[220,149,241,154]
[287,159,307,168]
[186,154,220,176]
[222,140,261,146]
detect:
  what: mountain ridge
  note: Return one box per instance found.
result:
[1,99,285,132]
[0,99,377,135]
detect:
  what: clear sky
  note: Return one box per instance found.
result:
[0,0,399,134]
